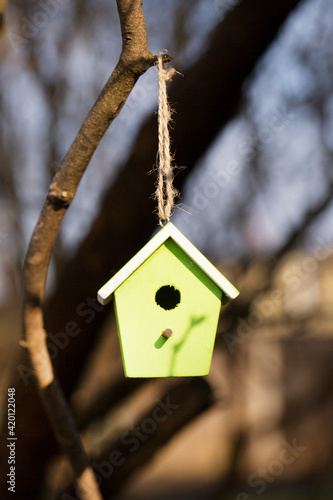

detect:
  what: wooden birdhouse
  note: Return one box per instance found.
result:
[97,223,239,378]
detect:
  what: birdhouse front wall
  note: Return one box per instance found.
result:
[114,238,223,378]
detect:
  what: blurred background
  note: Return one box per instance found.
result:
[1,0,333,498]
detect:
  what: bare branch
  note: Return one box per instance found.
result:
[22,0,159,497]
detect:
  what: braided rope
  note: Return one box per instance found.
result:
[156,52,177,224]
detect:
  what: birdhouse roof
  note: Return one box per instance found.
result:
[98,222,239,305]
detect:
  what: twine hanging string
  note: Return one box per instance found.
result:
[155,52,178,224]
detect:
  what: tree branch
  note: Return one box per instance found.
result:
[21,0,161,497]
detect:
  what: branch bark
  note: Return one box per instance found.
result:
[21,1,164,498]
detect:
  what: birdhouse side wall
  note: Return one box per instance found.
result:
[113,239,223,377]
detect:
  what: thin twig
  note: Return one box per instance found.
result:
[22,0,165,498]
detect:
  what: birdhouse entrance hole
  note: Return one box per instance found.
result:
[155,285,180,310]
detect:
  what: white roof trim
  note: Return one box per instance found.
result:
[97,223,239,305]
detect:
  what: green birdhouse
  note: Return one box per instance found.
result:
[97,223,239,378]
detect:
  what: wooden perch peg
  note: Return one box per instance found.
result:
[162,328,173,339]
